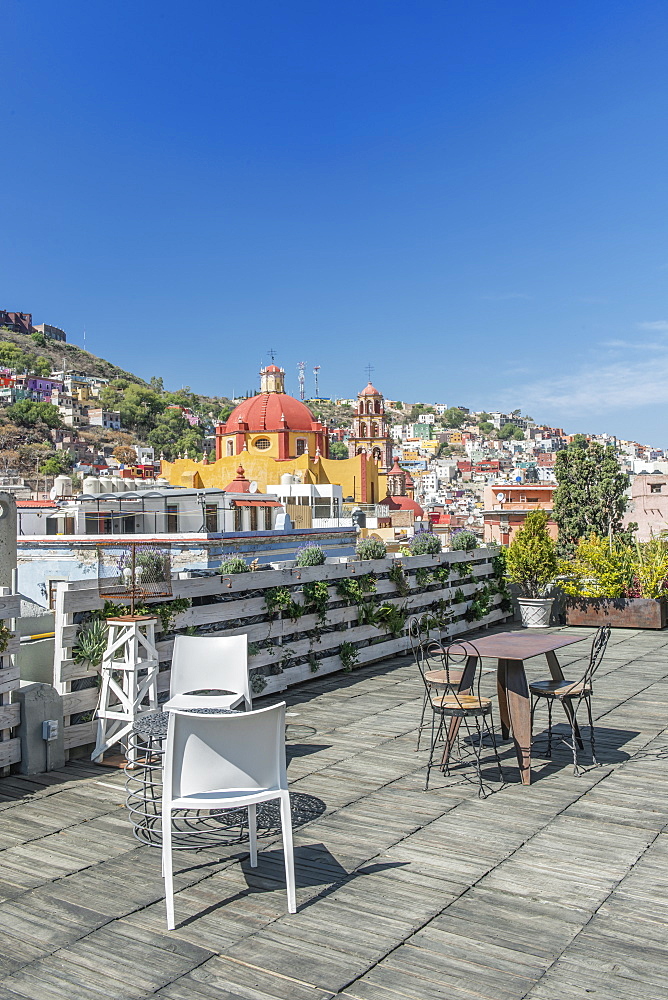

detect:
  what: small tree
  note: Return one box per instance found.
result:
[506,510,558,598]
[113,445,137,466]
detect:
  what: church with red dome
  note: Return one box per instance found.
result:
[215,364,329,462]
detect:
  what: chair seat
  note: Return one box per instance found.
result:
[433,694,492,715]
[424,668,464,687]
[163,692,244,712]
[530,679,592,698]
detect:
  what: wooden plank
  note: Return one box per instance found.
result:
[0,663,20,697]
[0,738,21,767]
[63,721,96,751]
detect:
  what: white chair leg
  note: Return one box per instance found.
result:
[279,792,296,913]
[162,806,175,930]
[248,803,257,867]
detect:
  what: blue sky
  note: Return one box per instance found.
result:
[2,1,668,443]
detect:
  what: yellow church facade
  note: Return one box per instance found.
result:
[160,363,393,504]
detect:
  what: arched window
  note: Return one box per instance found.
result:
[296,439,306,456]
[374,400,381,414]
[360,422,367,437]
[372,447,382,462]
[371,422,378,437]
[366,401,372,414]
[226,440,234,456]
[359,402,364,414]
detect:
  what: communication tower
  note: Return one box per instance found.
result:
[297,362,306,401]
[313,365,321,399]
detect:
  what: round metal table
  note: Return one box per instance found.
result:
[125,709,245,849]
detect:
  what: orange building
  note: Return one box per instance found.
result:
[482,483,558,546]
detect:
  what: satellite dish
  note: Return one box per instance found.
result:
[467,516,475,524]
[249,481,258,494]
[49,487,57,500]
[496,492,505,502]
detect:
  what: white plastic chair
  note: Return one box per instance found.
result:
[163,634,251,712]
[162,703,296,929]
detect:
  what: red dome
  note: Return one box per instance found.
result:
[224,392,317,433]
[360,382,381,396]
[265,364,281,373]
[383,495,425,517]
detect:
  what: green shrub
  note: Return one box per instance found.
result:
[218,554,249,574]
[409,532,441,556]
[451,530,478,551]
[506,510,558,598]
[296,545,326,567]
[356,537,387,560]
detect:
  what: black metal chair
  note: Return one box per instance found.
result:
[417,638,505,796]
[530,625,611,775]
[409,614,462,751]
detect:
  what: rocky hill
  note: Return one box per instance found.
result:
[0,328,148,385]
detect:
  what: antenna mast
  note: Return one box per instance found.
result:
[313,365,321,399]
[297,362,306,401]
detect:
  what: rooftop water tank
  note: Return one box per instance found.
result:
[110,476,127,492]
[281,473,294,486]
[53,475,73,498]
[83,476,102,494]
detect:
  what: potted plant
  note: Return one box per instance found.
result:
[561,535,668,628]
[506,510,558,627]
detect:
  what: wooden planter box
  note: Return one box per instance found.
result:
[565,596,668,630]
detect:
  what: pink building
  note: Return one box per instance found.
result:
[625,475,668,541]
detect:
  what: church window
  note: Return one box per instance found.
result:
[372,447,381,461]
[359,402,364,414]
[296,438,306,456]
[226,440,234,456]
[374,400,381,414]
[254,438,270,450]
[366,401,372,414]
[371,422,378,437]
[360,423,367,437]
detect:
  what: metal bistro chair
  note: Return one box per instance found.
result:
[420,639,505,796]
[530,625,611,775]
[164,634,251,713]
[162,703,296,930]
[409,614,464,751]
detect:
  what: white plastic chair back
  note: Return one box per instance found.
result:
[166,703,286,802]
[169,634,250,709]
[162,702,295,927]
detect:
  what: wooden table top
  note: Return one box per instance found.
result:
[449,631,587,661]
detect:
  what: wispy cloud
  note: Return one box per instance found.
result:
[512,338,668,414]
[636,320,668,332]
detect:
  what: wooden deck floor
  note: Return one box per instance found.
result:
[0,624,666,999]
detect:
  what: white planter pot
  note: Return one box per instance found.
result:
[518,597,554,628]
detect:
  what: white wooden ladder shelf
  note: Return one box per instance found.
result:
[92,615,159,762]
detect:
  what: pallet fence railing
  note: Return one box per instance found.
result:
[53,548,511,755]
[0,588,23,771]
